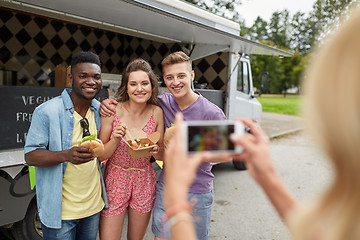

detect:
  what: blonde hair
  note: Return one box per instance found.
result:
[290,7,360,240]
[161,51,192,72]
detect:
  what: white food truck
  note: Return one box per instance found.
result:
[0,0,291,239]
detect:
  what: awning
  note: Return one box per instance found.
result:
[3,0,293,58]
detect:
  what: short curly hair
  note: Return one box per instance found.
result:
[71,51,101,74]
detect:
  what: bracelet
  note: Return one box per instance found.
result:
[164,202,193,221]
[167,211,193,228]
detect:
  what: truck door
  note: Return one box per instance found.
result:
[226,55,262,121]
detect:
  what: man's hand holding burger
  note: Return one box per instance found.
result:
[25,136,103,167]
[66,134,105,165]
[66,146,95,165]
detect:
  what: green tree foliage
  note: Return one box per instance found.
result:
[289,12,312,54]
[185,0,359,94]
[246,17,268,41]
[268,10,290,48]
[308,0,359,47]
[184,0,242,21]
[245,0,359,94]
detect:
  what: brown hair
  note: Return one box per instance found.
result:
[115,59,158,105]
[161,51,192,71]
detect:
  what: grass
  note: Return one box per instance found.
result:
[257,94,302,116]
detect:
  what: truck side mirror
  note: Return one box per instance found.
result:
[260,71,269,94]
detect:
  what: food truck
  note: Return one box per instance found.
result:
[0,0,291,238]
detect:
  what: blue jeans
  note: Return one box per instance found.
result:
[151,181,213,240]
[41,212,100,240]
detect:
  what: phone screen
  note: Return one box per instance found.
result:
[187,124,235,152]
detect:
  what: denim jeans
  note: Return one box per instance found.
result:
[41,212,100,240]
[152,181,213,240]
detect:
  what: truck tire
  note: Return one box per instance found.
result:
[233,160,247,170]
[0,227,15,240]
[10,198,42,240]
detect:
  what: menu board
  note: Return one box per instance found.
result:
[0,86,108,150]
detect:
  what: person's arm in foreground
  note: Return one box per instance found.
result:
[229,118,299,221]
[164,113,209,240]
[100,98,118,117]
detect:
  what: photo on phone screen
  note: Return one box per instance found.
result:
[183,120,243,154]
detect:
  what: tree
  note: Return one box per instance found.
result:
[184,0,242,21]
[290,52,308,93]
[268,10,290,48]
[185,0,359,95]
[289,12,312,54]
[245,1,359,94]
[246,16,269,41]
[308,0,359,47]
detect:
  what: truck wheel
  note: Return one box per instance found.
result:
[11,198,42,240]
[0,227,15,240]
[233,160,247,170]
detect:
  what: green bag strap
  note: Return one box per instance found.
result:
[28,166,36,190]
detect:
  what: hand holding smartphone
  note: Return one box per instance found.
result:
[182,120,244,154]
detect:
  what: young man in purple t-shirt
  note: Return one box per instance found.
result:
[152,52,225,240]
[100,51,225,240]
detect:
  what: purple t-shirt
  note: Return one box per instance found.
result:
[158,92,225,193]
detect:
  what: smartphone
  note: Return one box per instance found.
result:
[182,120,244,154]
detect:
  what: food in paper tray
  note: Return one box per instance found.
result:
[129,139,151,150]
[125,129,161,158]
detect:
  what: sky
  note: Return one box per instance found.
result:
[237,0,317,26]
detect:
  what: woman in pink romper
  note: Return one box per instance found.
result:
[98,59,164,240]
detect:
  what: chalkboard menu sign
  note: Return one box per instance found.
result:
[0,86,108,150]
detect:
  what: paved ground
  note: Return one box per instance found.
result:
[261,112,303,138]
[209,131,331,240]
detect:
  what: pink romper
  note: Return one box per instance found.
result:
[101,108,157,217]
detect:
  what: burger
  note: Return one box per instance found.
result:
[79,134,104,157]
